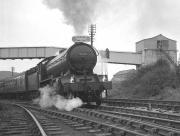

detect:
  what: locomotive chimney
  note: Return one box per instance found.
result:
[72,35,91,43]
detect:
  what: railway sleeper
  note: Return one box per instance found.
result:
[73,108,180,136]
[25,105,146,136]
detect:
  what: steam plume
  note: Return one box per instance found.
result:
[34,85,83,111]
[43,0,98,34]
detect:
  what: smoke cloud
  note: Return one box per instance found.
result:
[43,0,99,34]
[34,85,83,111]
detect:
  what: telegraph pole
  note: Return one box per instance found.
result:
[88,24,96,46]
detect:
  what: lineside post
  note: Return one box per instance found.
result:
[88,24,96,46]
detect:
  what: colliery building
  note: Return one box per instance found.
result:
[136,34,177,66]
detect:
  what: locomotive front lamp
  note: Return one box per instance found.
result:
[102,75,108,82]
[70,75,75,83]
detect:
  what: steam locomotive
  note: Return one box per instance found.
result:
[0,42,112,105]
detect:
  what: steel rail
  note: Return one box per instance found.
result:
[103,98,180,107]
[104,98,180,105]
[102,99,180,111]
[98,105,180,121]
[15,104,47,136]
[73,108,180,136]
[98,109,180,129]
[22,104,147,136]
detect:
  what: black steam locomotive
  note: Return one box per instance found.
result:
[0,42,111,105]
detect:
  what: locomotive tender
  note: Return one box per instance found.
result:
[0,42,112,105]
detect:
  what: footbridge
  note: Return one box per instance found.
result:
[0,47,65,59]
[0,46,142,66]
[99,50,141,65]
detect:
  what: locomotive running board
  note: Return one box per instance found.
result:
[39,78,52,86]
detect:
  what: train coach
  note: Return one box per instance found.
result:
[0,42,112,105]
[0,67,39,99]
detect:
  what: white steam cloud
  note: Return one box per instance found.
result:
[34,85,83,111]
[43,0,99,34]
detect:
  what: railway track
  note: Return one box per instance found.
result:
[72,107,180,136]
[1,100,180,136]
[21,104,146,136]
[98,105,180,121]
[0,102,99,136]
[0,103,46,136]
[14,102,180,136]
[27,108,91,136]
[102,99,180,112]
[104,98,180,105]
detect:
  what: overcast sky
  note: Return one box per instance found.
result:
[0,0,180,79]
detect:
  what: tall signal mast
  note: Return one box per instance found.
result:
[88,24,96,46]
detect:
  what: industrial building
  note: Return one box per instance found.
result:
[136,34,177,66]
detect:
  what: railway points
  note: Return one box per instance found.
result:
[0,102,100,136]
[1,100,180,136]
[72,108,180,135]
[14,103,147,136]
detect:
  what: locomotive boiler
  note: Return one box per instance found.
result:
[0,41,112,105]
[46,42,97,76]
